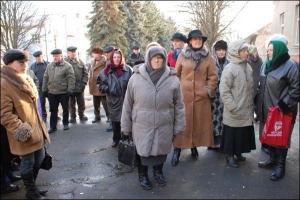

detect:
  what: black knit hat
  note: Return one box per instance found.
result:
[171,32,187,43]
[132,45,140,50]
[187,29,207,44]
[214,40,228,50]
[3,49,29,65]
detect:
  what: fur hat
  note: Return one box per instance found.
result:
[3,49,29,65]
[13,122,33,142]
[214,40,228,50]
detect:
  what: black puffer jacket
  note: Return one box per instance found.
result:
[255,53,299,124]
[97,66,133,121]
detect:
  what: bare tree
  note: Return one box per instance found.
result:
[179,1,248,49]
[0,0,48,54]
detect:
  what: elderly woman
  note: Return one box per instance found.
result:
[173,29,218,166]
[121,46,185,190]
[256,40,299,181]
[1,49,50,199]
[219,40,256,168]
[97,48,133,147]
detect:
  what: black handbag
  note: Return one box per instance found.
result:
[40,147,52,170]
[118,132,138,169]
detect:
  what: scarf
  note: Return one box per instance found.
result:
[182,44,209,72]
[266,40,289,72]
[145,46,167,86]
[104,49,125,77]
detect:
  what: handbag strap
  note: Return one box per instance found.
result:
[111,72,124,96]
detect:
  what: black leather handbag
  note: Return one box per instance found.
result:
[118,132,138,169]
[40,147,52,170]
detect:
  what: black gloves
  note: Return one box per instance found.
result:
[43,91,48,98]
[277,99,292,114]
[67,91,74,97]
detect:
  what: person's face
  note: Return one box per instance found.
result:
[267,43,274,61]
[189,37,203,48]
[239,48,249,59]
[150,54,164,70]
[113,52,121,65]
[67,50,77,60]
[133,49,140,54]
[106,52,111,58]
[215,49,226,59]
[35,55,43,63]
[172,39,185,50]
[8,60,28,74]
[53,54,62,63]
[92,53,101,60]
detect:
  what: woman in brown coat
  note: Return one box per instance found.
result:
[173,30,218,166]
[89,46,109,123]
[1,49,50,199]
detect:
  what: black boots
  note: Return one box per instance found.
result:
[21,173,48,200]
[258,146,277,168]
[270,148,288,181]
[191,147,198,160]
[92,116,100,123]
[138,164,152,190]
[225,154,238,168]
[152,164,166,187]
[171,148,181,166]
[33,168,48,195]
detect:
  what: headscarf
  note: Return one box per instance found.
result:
[266,40,289,72]
[248,45,259,63]
[104,48,125,77]
[145,46,167,86]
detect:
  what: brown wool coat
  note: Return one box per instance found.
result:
[89,55,107,96]
[174,50,218,148]
[1,66,50,156]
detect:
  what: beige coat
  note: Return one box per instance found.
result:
[174,45,218,148]
[121,64,185,157]
[220,40,254,127]
[1,66,50,156]
[89,55,107,96]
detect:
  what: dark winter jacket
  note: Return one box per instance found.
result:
[126,53,145,67]
[42,59,75,94]
[97,65,133,121]
[64,57,88,93]
[255,53,299,124]
[30,60,49,88]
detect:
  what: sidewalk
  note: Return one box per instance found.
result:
[1,87,299,199]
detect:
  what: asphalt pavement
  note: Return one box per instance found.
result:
[1,87,299,199]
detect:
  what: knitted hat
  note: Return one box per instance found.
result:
[214,40,228,50]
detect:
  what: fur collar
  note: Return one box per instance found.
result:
[182,44,209,61]
[1,66,39,101]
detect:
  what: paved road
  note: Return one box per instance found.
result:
[1,87,299,199]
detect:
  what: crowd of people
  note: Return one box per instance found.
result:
[1,29,299,198]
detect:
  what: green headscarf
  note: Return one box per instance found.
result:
[266,40,289,71]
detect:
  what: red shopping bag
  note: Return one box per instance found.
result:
[261,106,293,148]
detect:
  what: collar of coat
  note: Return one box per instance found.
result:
[65,56,80,64]
[1,66,38,101]
[265,52,290,74]
[92,55,107,70]
[132,64,177,86]
[181,44,209,61]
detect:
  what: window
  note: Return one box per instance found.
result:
[280,13,284,34]
[295,4,299,45]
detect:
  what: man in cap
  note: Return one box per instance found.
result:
[126,45,144,67]
[42,49,75,133]
[64,46,89,123]
[30,50,49,121]
[167,32,187,68]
